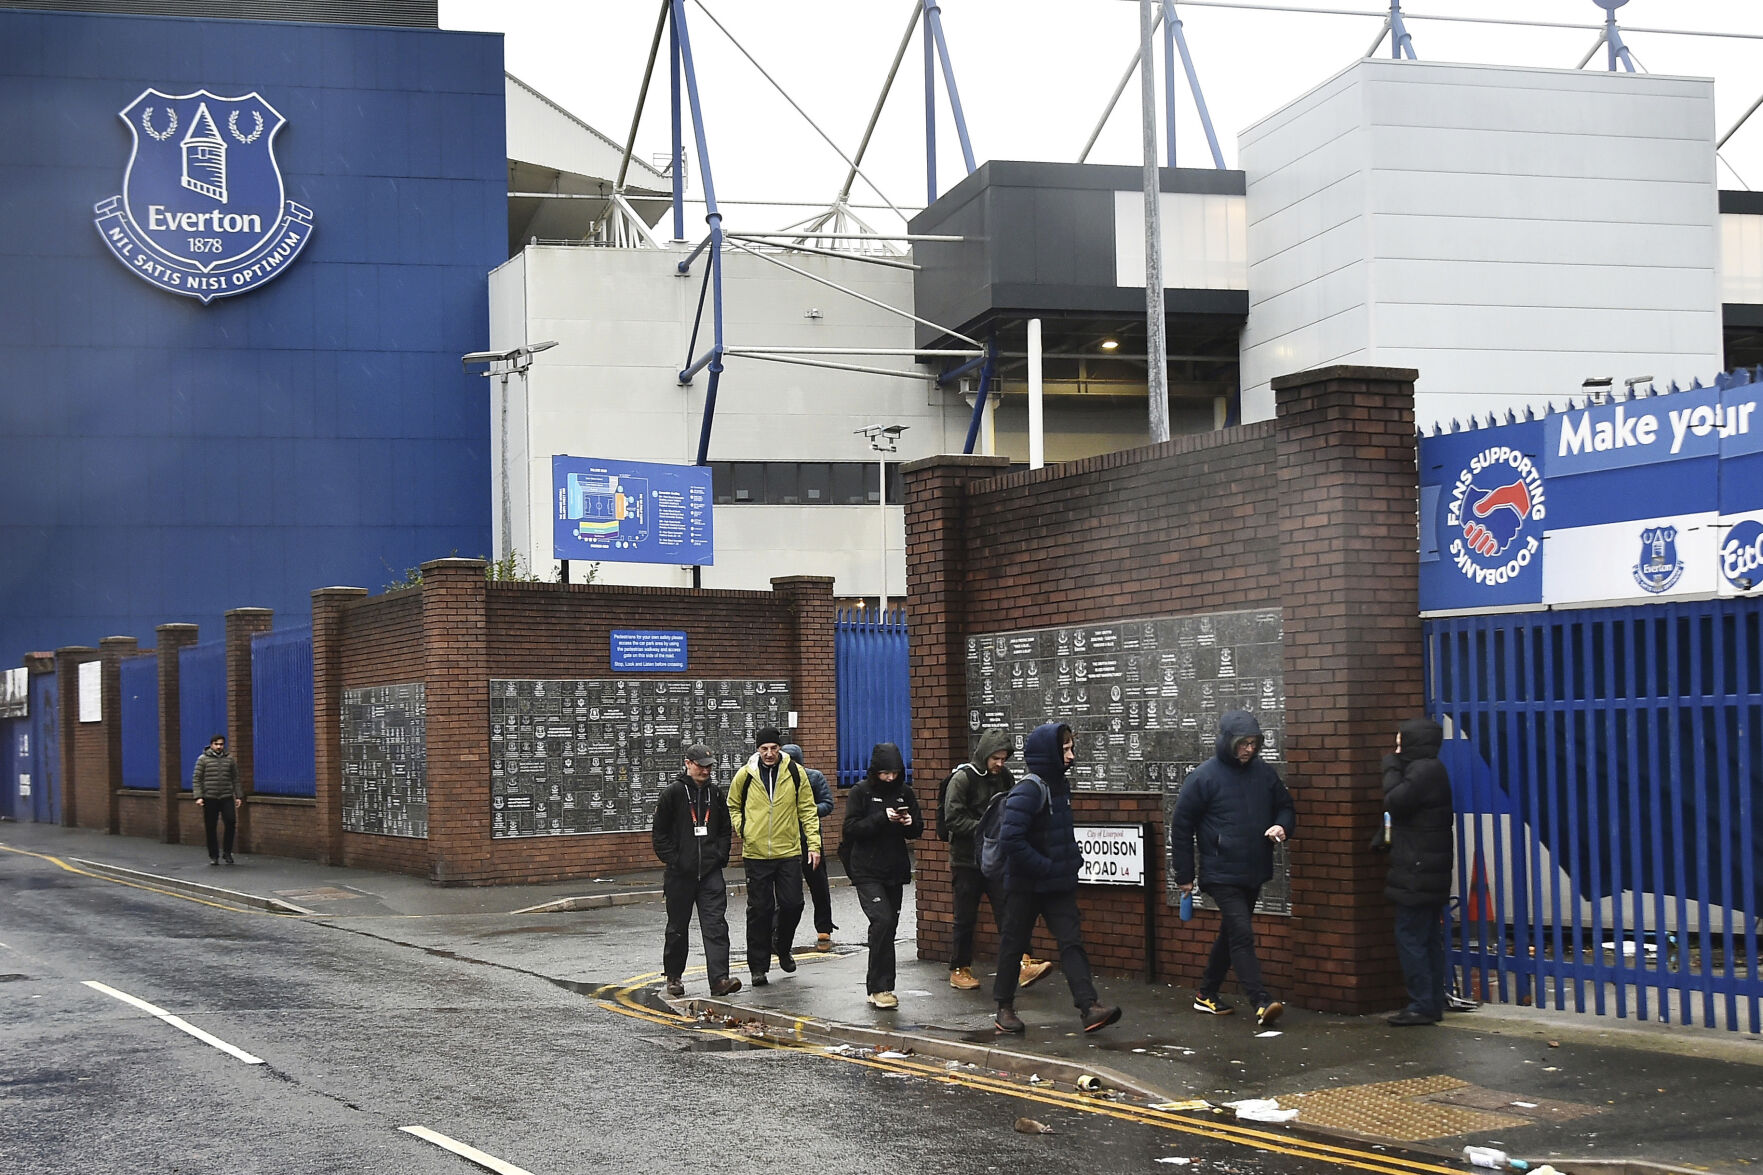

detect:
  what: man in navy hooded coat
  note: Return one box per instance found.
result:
[990,721,1121,1036]
[1170,709,1295,1028]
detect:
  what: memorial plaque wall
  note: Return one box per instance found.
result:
[489,678,791,838]
[340,683,427,838]
[964,607,1291,914]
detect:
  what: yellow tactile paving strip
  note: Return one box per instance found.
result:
[1279,1075,1600,1142]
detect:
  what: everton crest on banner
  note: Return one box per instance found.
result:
[93,88,314,302]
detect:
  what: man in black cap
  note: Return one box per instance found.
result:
[727,727,820,986]
[652,742,741,998]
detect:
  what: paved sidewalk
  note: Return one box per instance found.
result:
[6,821,1760,1173]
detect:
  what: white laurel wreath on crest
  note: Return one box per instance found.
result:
[141,107,177,141]
[228,110,264,144]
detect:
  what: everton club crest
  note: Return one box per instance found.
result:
[1633,525,1685,594]
[93,88,314,302]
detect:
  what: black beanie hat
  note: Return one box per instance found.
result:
[754,726,783,748]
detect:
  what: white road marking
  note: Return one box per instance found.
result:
[82,980,264,1064]
[399,1127,537,1175]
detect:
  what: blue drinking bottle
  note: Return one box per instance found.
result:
[1180,889,1194,921]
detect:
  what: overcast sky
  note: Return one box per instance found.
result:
[438,0,1763,235]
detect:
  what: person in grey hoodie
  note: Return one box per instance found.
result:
[1170,709,1296,1029]
[782,744,838,951]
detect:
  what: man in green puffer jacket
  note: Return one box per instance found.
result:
[728,727,821,987]
[191,733,242,866]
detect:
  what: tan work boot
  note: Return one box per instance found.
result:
[949,966,981,990]
[816,933,833,952]
[1017,957,1053,988]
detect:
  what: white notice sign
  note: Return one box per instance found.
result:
[1075,823,1145,886]
[79,660,102,723]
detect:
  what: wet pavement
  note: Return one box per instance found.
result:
[5,821,1760,1174]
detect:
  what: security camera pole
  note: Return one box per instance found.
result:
[1141,0,1170,444]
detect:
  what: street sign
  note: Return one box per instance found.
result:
[1075,822,1145,886]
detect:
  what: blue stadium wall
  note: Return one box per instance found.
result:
[0,9,504,658]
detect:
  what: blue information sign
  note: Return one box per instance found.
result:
[552,456,714,565]
[610,630,688,672]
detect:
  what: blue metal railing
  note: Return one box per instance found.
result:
[119,656,158,790]
[178,641,227,792]
[1426,599,1762,1033]
[251,625,315,797]
[836,607,912,788]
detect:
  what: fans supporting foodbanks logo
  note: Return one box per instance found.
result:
[1721,519,1763,592]
[93,88,314,303]
[1633,525,1685,594]
[1445,445,1546,587]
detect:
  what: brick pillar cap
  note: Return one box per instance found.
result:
[225,607,275,618]
[771,576,835,589]
[1270,364,1418,391]
[155,623,200,635]
[900,453,1012,475]
[99,636,139,646]
[420,557,486,573]
[311,586,370,598]
[54,646,98,655]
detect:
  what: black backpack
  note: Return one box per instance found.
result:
[977,775,1050,882]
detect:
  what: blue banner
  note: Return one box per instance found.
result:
[552,456,713,566]
[1419,422,1547,614]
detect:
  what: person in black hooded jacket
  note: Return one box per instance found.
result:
[990,721,1121,1036]
[841,742,921,1010]
[1170,709,1296,1029]
[1381,717,1455,1026]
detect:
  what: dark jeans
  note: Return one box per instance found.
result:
[1199,884,1270,1005]
[201,799,236,861]
[1393,901,1448,1019]
[662,868,731,984]
[804,849,835,934]
[744,855,804,975]
[992,888,1098,1011]
[949,864,1007,968]
[855,880,904,994]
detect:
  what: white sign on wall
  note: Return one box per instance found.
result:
[1,667,25,719]
[79,660,102,723]
[1075,823,1146,886]
[19,773,30,797]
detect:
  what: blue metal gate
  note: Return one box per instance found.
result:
[27,672,59,823]
[251,625,315,797]
[836,608,911,788]
[120,656,159,791]
[1,717,24,821]
[1426,598,1762,1032]
[178,641,227,792]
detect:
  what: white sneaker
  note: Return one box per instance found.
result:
[868,991,899,1010]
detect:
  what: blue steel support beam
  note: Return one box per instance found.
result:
[672,0,726,458]
[1389,1,1417,59]
[925,1,977,175]
[923,4,936,204]
[961,345,995,455]
[1168,2,1225,170]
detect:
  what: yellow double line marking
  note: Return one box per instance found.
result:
[0,844,283,916]
[593,964,1461,1175]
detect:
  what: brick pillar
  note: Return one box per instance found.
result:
[155,624,199,843]
[225,608,274,853]
[311,587,368,866]
[901,454,1011,955]
[98,636,138,835]
[771,575,837,853]
[53,647,97,828]
[421,558,488,884]
[1272,363,1424,1015]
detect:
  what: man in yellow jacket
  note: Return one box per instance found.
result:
[728,727,821,986]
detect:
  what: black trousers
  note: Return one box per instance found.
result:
[744,856,804,975]
[949,864,1007,968]
[803,849,835,934]
[855,880,904,994]
[1393,901,1448,1019]
[992,888,1098,1011]
[662,868,731,984]
[1199,884,1270,1005]
[202,799,236,861]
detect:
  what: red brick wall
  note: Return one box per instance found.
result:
[312,563,840,885]
[904,366,1423,1015]
[244,796,321,860]
[117,790,158,838]
[56,647,105,831]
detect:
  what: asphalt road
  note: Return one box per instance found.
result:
[3,850,1450,1175]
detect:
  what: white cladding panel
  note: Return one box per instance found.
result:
[1240,60,1722,427]
[494,245,972,595]
[1722,213,1763,305]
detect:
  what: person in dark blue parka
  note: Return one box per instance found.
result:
[990,721,1121,1036]
[1170,709,1296,1029]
